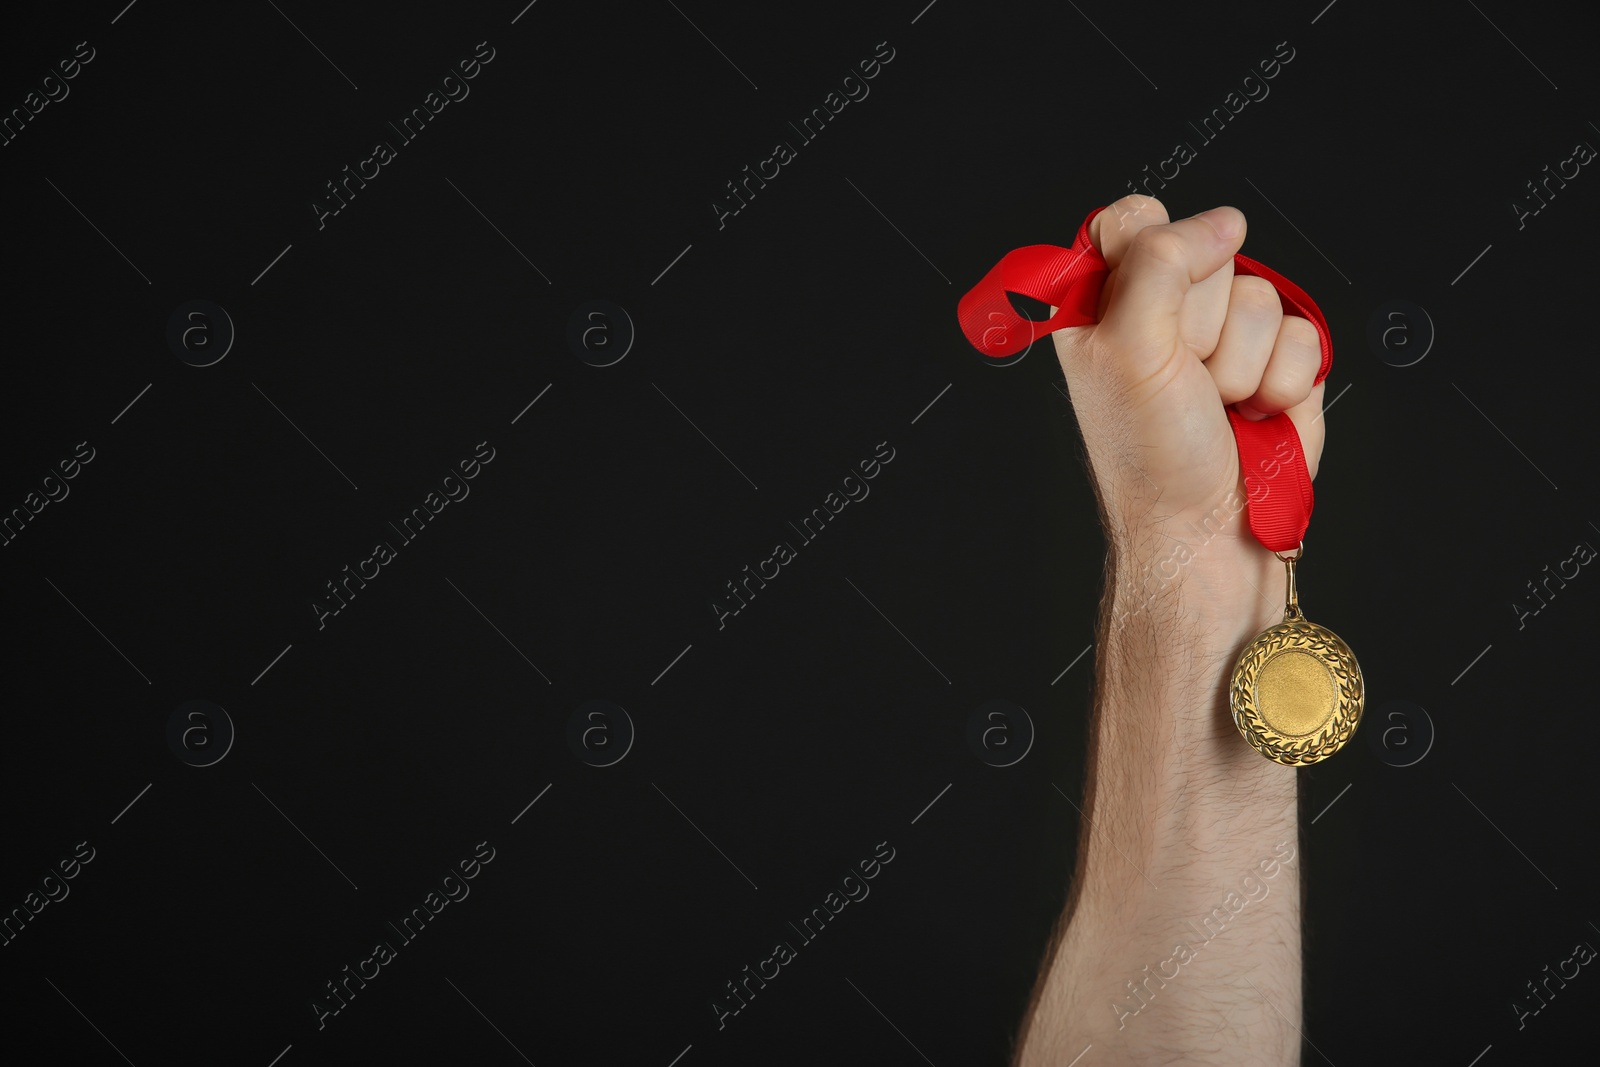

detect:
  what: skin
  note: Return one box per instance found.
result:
[1013,194,1326,1065]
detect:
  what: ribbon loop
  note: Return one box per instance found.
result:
[956,244,1106,357]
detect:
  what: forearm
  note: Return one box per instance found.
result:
[1017,538,1303,1066]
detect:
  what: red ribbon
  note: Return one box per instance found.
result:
[957,205,1332,554]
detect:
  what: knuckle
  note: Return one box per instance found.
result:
[1109,194,1168,228]
[1230,275,1282,316]
[1280,315,1322,359]
[1212,363,1256,402]
[1132,227,1189,269]
[1257,373,1304,410]
[1261,327,1322,406]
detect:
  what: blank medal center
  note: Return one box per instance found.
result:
[1256,650,1336,736]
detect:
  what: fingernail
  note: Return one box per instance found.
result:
[1195,206,1242,241]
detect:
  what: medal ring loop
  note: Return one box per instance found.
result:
[1273,541,1305,563]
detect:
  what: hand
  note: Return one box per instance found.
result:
[1051,195,1327,619]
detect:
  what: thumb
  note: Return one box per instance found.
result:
[1093,207,1247,380]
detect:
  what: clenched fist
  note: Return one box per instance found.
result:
[1051,194,1328,625]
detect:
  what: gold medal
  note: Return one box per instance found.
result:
[1229,544,1364,765]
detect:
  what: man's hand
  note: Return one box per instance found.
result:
[1015,195,1326,1066]
[1054,195,1326,625]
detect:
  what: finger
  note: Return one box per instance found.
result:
[1088,194,1169,267]
[1096,198,1234,359]
[1051,194,1169,350]
[1281,379,1327,481]
[1235,315,1323,420]
[1204,275,1284,407]
[1096,207,1248,366]
[1177,256,1233,359]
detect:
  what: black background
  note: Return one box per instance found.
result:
[2,1,1597,1064]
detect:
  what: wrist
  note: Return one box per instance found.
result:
[1107,523,1286,647]
[1098,536,1297,784]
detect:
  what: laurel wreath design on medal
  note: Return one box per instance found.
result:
[1229,618,1365,766]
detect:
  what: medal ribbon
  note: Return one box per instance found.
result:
[956,205,1332,554]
